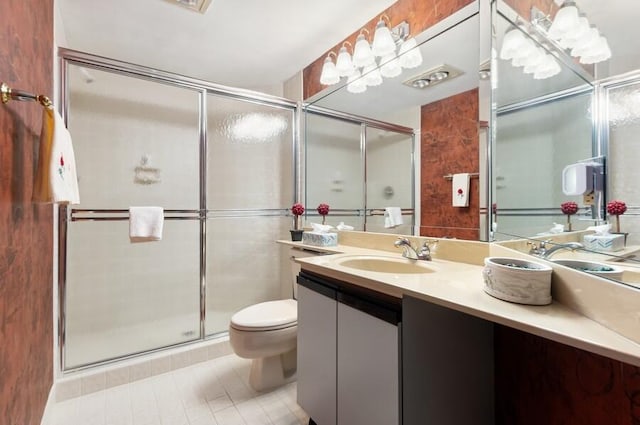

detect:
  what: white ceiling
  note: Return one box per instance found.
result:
[57,0,397,90]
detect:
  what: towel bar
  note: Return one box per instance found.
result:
[1,82,52,108]
[443,173,480,180]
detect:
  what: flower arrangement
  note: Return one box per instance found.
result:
[291,203,305,230]
[317,203,330,225]
[607,200,627,233]
[560,201,579,231]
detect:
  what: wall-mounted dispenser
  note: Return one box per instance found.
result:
[562,161,603,196]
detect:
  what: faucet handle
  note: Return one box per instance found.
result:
[527,241,539,254]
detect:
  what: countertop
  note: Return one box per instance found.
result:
[278,239,640,367]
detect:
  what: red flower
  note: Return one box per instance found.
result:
[291,203,305,216]
[560,201,579,215]
[317,203,330,216]
[457,188,464,195]
[60,155,65,167]
[607,200,627,216]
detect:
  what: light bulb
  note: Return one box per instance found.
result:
[319,55,340,85]
[533,55,561,79]
[571,26,599,58]
[547,0,580,41]
[523,47,546,74]
[499,28,526,60]
[353,33,375,68]
[371,18,396,57]
[335,45,355,77]
[398,37,423,69]
[558,16,590,49]
[379,52,402,78]
[579,36,612,64]
[346,70,366,94]
[362,62,383,86]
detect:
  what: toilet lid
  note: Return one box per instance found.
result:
[230,299,297,331]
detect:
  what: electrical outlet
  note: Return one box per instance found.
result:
[583,192,595,205]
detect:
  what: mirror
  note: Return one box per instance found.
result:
[492,0,640,289]
[305,3,485,239]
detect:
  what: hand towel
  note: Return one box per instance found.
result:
[384,207,403,228]
[33,107,81,204]
[452,173,470,207]
[129,207,164,242]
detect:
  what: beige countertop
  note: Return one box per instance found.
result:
[278,236,640,367]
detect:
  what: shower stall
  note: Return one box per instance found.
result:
[58,49,417,372]
[59,50,297,370]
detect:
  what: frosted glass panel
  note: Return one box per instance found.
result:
[306,113,363,210]
[494,93,592,236]
[207,95,294,210]
[608,83,640,246]
[205,216,290,335]
[366,128,413,208]
[67,66,200,209]
[65,220,200,368]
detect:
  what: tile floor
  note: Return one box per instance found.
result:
[48,354,309,425]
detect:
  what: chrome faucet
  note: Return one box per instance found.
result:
[529,240,584,259]
[394,237,435,261]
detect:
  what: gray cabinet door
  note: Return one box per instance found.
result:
[297,284,337,425]
[337,302,399,425]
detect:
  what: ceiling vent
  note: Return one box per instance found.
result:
[163,0,213,14]
[403,64,464,90]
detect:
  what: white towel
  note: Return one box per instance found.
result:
[129,207,164,242]
[384,207,403,228]
[452,173,470,207]
[33,107,81,204]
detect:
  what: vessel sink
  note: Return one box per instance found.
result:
[333,255,435,274]
[552,259,624,280]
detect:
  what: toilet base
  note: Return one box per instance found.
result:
[249,348,297,392]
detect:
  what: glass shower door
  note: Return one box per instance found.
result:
[205,94,295,336]
[365,126,414,234]
[63,66,202,368]
[305,112,364,229]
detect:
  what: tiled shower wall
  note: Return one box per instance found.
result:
[420,88,480,240]
[0,0,54,424]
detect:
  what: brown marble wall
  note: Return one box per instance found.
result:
[420,88,479,240]
[0,1,54,424]
[303,0,474,100]
[495,325,640,425]
[504,0,559,21]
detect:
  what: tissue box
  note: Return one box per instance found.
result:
[302,231,338,247]
[582,234,625,252]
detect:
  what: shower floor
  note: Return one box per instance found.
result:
[65,310,237,369]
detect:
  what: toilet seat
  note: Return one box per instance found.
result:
[230,299,297,331]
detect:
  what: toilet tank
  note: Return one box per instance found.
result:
[288,247,325,299]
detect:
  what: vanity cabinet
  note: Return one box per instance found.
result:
[297,271,401,425]
[402,295,494,425]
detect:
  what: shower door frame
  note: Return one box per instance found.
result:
[57,48,300,372]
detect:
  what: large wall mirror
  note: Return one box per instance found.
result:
[492,0,640,289]
[304,2,485,237]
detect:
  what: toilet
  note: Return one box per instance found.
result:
[229,248,319,391]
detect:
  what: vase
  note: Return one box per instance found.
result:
[290,229,304,241]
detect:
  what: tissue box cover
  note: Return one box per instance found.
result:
[302,231,338,247]
[582,234,624,252]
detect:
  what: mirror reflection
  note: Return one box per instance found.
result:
[306,3,484,240]
[492,0,640,289]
